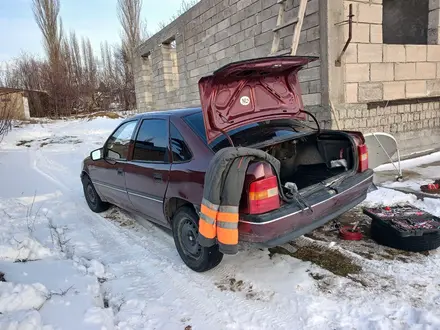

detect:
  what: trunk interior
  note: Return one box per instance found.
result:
[262,132,356,190]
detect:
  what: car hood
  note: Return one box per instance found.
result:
[198,56,318,144]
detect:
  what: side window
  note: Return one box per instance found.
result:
[105,121,137,160]
[133,119,168,162]
[170,123,192,162]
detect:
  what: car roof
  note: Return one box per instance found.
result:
[125,107,202,122]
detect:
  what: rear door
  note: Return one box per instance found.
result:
[124,118,171,225]
[89,120,138,210]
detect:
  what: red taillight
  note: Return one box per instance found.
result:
[248,176,280,214]
[358,144,368,172]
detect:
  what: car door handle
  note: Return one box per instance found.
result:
[117,168,124,175]
[153,173,162,181]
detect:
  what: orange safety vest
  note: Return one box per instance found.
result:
[197,147,280,255]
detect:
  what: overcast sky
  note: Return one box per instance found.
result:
[0,0,188,62]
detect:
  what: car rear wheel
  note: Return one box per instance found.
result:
[82,175,110,213]
[172,206,223,272]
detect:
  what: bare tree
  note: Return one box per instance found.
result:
[32,0,63,67]
[32,0,66,116]
[117,0,142,61]
[117,0,143,110]
[0,91,15,140]
[157,0,199,30]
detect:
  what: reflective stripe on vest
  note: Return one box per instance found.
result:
[216,206,239,246]
[198,202,218,244]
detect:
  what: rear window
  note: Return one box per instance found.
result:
[183,112,315,152]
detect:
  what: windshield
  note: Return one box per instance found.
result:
[183,112,317,152]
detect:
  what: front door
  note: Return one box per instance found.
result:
[124,118,171,225]
[89,120,138,210]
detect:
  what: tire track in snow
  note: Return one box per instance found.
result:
[30,149,231,328]
[30,147,313,329]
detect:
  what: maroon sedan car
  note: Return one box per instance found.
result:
[81,57,373,272]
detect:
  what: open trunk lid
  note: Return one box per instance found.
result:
[198,56,318,144]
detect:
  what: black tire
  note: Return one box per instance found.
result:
[370,219,440,252]
[82,175,110,213]
[172,206,223,272]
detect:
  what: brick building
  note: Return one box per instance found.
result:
[134,0,440,155]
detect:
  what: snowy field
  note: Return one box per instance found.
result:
[1,116,440,329]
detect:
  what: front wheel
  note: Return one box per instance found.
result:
[82,175,110,213]
[172,206,223,272]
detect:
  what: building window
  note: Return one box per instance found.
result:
[161,36,179,92]
[383,0,429,45]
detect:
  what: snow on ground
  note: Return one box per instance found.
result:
[1,117,440,329]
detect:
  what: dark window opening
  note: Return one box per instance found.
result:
[170,123,192,162]
[133,119,168,163]
[383,0,429,45]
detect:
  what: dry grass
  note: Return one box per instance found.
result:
[269,245,362,277]
[73,111,122,120]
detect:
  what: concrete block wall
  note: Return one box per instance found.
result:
[343,0,440,104]
[134,0,326,114]
[336,0,440,155]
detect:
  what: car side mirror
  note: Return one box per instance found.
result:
[90,148,103,161]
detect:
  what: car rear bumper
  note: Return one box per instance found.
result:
[238,169,374,247]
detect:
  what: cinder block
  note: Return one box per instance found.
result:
[428,45,440,61]
[296,39,320,56]
[406,45,427,62]
[309,80,321,93]
[255,31,272,46]
[237,38,255,52]
[370,24,383,43]
[241,16,256,31]
[357,3,383,24]
[214,29,229,43]
[406,81,427,98]
[302,93,322,106]
[428,28,440,45]
[257,5,278,22]
[345,43,357,63]
[358,44,383,63]
[217,18,231,32]
[299,67,321,82]
[383,81,405,100]
[428,8,440,27]
[305,0,319,15]
[395,63,416,80]
[346,63,370,82]
[416,62,437,79]
[300,82,310,94]
[244,24,261,38]
[358,82,383,102]
[427,79,440,96]
[302,12,320,30]
[345,83,358,103]
[229,31,246,45]
[187,53,197,63]
[215,49,227,61]
[345,23,370,43]
[261,16,277,33]
[236,0,253,10]
[307,26,320,41]
[383,45,406,62]
[371,63,394,81]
